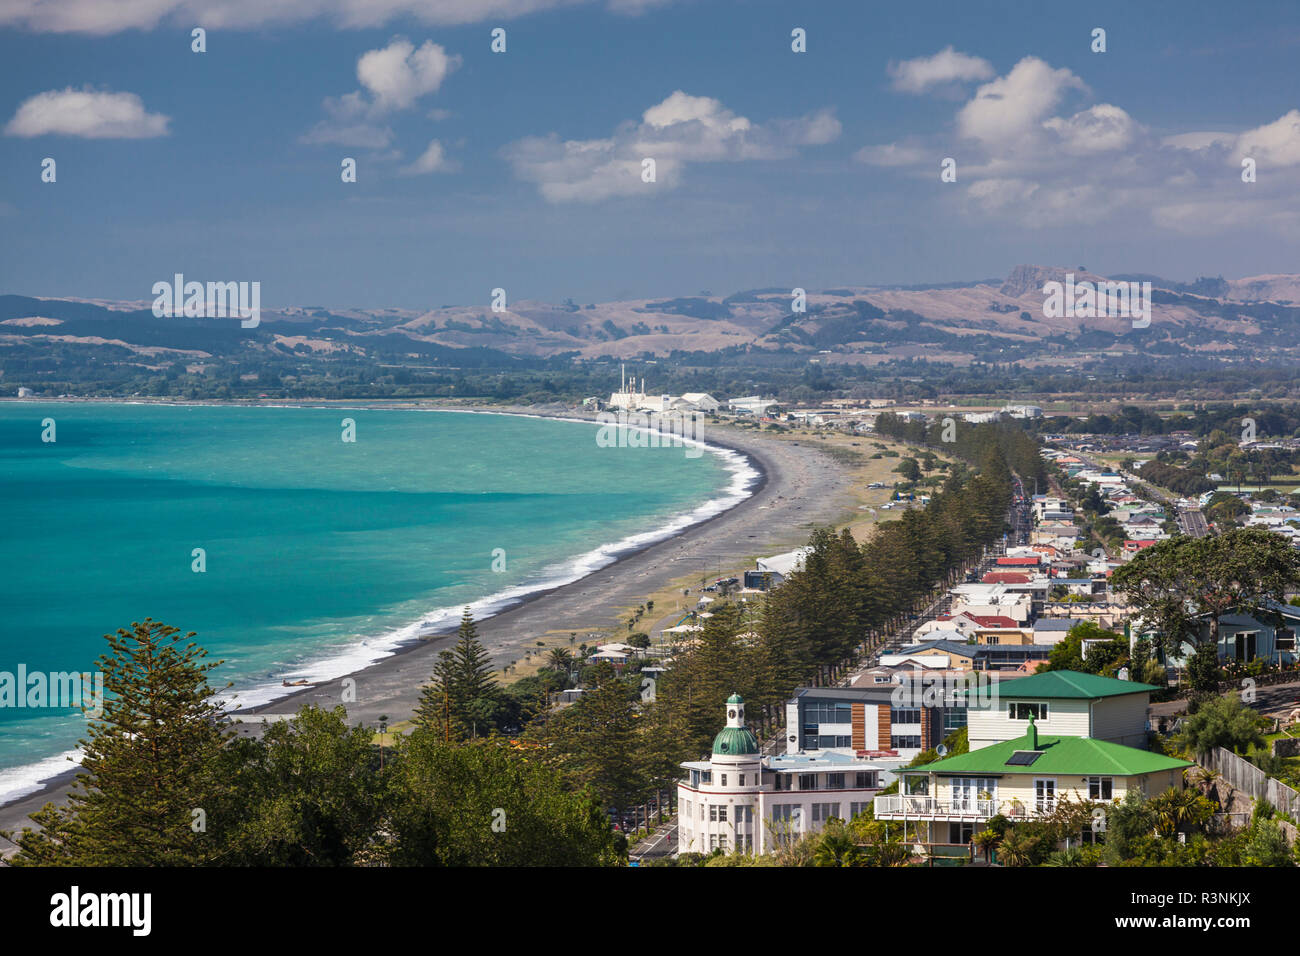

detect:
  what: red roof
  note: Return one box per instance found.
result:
[967,614,1018,628]
[996,556,1040,566]
[983,572,1032,584]
[1123,539,1157,551]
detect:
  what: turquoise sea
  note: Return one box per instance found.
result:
[0,403,753,800]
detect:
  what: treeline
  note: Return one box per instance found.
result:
[5,620,622,867]
[1038,403,1300,439]
[873,412,1047,491]
[1136,458,1217,496]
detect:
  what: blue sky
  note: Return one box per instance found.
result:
[2,0,1299,308]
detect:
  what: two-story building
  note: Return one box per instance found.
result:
[677,695,892,855]
[966,670,1155,750]
[875,716,1191,844]
[783,684,966,760]
[873,670,1191,844]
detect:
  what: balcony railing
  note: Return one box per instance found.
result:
[873,795,999,818]
[874,794,1065,819]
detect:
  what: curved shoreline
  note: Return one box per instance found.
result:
[0,403,856,836]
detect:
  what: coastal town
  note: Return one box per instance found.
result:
[7,3,1300,938]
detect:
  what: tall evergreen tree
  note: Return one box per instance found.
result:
[7,619,235,866]
[413,608,502,741]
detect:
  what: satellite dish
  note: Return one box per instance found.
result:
[936,744,948,757]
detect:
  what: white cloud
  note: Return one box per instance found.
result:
[504,90,839,202]
[357,38,459,110]
[1042,103,1137,154]
[5,87,169,138]
[887,46,994,94]
[402,139,456,174]
[956,56,1087,148]
[1232,109,1300,167]
[859,52,1300,235]
[303,38,459,148]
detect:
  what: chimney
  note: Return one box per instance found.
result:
[1026,713,1038,751]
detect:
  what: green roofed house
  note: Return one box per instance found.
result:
[873,715,1192,844]
[966,669,1159,751]
[873,669,1189,845]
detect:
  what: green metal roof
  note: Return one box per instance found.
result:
[982,670,1158,700]
[726,693,744,704]
[898,733,1192,777]
[712,726,759,756]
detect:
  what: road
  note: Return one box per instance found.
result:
[1068,450,1210,540]
[630,821,678,863]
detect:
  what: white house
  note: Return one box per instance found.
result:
[676,695,891,855]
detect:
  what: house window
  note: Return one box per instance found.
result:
[1009,702,1048,721]
[1234,631,1259,662]
[806,701,853,723]
[944,708,968,733]
[850,801,871,818]
[799,773,817,790]
[1088,776,1113,800]
[811,803,841,822]
[855,771,875,789]
[709,805,719,821]
[891,707,921,724]
[738,774,745,786]
[1035,778,1056,813]
[775,774,792,791]
[720,774,727,787]
[701,771,712,785]
[717,805,727,822]
[1277,628,1296,652]
[891,734,922,749]
[949,777,997,811]
[827,773,846,790]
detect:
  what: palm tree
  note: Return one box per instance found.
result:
[972,828,1000,863]
[997,827,1040,867]
[547,648,573,674]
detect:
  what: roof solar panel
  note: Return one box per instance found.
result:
[1005,750,1043,766]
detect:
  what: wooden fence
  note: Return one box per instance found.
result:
[1202,746,1300,820]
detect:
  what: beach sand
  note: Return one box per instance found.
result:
[0,406,857,843]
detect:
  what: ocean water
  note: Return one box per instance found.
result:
[0,403,753,801]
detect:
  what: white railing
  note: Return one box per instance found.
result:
[873,795,999,818]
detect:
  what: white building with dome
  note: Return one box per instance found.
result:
[676,694,893,855]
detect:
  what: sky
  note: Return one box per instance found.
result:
[1,0,1299,309]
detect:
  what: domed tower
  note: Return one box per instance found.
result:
[712,694,760,759]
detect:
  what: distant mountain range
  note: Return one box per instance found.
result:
[4,266,1300,375]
